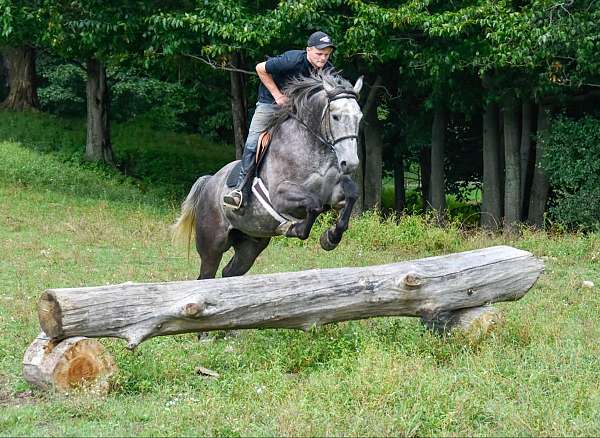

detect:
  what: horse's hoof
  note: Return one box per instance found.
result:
[320,230,339,251]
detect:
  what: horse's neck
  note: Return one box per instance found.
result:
[263,119,336,183]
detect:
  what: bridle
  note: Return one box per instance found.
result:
[289,89,360,153]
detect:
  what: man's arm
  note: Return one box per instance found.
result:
[256,62,288,106]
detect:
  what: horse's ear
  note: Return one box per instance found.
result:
[354,76,364,95]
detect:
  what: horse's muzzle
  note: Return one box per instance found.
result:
[339,158,359,174]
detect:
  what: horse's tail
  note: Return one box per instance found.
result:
[171,175,211,253]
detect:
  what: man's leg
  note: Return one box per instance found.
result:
[223,132,259,208]
[224,103,278,208]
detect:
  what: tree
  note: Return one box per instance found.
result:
[362,75,384,211]
[481,95,502,229]
[0,0,43,110]
[430,101,448,223]
[41,0,155,163]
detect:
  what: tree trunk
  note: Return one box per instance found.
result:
[23,332,117,393]
[353,133,365,215]
[394,150,406,215]
[85,58,114,163]
[502,93,521,233]
[430,104,448,224]
[481,101,502,229]
[520,101,534,219]
[0,53,9,101]
[498,109,505,206]
[363,76,384,211]
[527,104,551,228]
[229,52,247,160]
[38,246,543,350]
[420,145,431,210]
[0,46,38,110]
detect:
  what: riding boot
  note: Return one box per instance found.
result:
[223,147,256,208]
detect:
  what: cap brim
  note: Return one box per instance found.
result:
[313,43,336,49]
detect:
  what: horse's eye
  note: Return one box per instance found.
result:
[332,115,340,121]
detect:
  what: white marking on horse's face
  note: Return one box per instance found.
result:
[329,97,363,175]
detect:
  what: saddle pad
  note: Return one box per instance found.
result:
[226,161,243,188]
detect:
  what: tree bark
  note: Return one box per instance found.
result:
[527,104,551,228]
[0,53,9,101]
[481,101,502,229]
[23,332,117,393]
[85,58,114,163]
[38,246,543,350]
[394,150,406,215]
[520,101,534,219]
[362,76,384,211]
[229,52,247,160]
[0,46,38,110]
[420,145,431,210]
[502,93,521,233]
[353,133,365,215]
[430,104,448,224]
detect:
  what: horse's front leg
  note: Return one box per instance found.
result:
[320,176,359,251]
[272,181,323,240]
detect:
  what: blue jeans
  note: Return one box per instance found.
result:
[236,102,278,186]
[244,102,279,154]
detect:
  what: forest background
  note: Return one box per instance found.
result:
[2,0,600,231]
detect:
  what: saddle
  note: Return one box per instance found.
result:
[256,131,272,165]
[225,130,273,188]
[225,128,296,232]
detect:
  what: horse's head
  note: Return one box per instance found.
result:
[276,71,364,175]
[322,77,363,174]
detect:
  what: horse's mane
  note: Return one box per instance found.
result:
[267,69,354,130]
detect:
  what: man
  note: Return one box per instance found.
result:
[223,31,336,209]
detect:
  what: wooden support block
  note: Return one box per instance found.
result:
[23,333,117,394]
[421,305,504,341]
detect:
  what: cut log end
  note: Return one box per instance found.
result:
[23,334,117,394]
[38,292,63,339]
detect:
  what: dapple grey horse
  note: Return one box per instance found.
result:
[173,70,363,279]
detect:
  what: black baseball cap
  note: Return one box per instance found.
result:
[307,31,336,49]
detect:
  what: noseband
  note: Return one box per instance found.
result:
[289,89,360,153]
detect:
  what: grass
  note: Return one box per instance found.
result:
[0,111,234,201]
[1,112,600,435]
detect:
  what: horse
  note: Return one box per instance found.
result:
[172,70,364,280]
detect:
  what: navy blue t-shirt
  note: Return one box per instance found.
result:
[257,49,334,104]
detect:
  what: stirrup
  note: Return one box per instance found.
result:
[223,189,243,209]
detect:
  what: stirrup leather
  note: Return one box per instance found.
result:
[223,189,243,209]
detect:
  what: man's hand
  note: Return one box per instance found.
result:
[274,94,288,106]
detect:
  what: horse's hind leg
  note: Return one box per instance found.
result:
[208,233,270,340]
[196,226,231,280]
[222,231,270,277]
[198,253,223,280]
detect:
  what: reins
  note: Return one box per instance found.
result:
[288,89,359,153]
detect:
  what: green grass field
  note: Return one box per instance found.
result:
[1,113,599,435]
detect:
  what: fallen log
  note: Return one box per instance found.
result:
[37,245,543,349]
[23,333,117,393]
